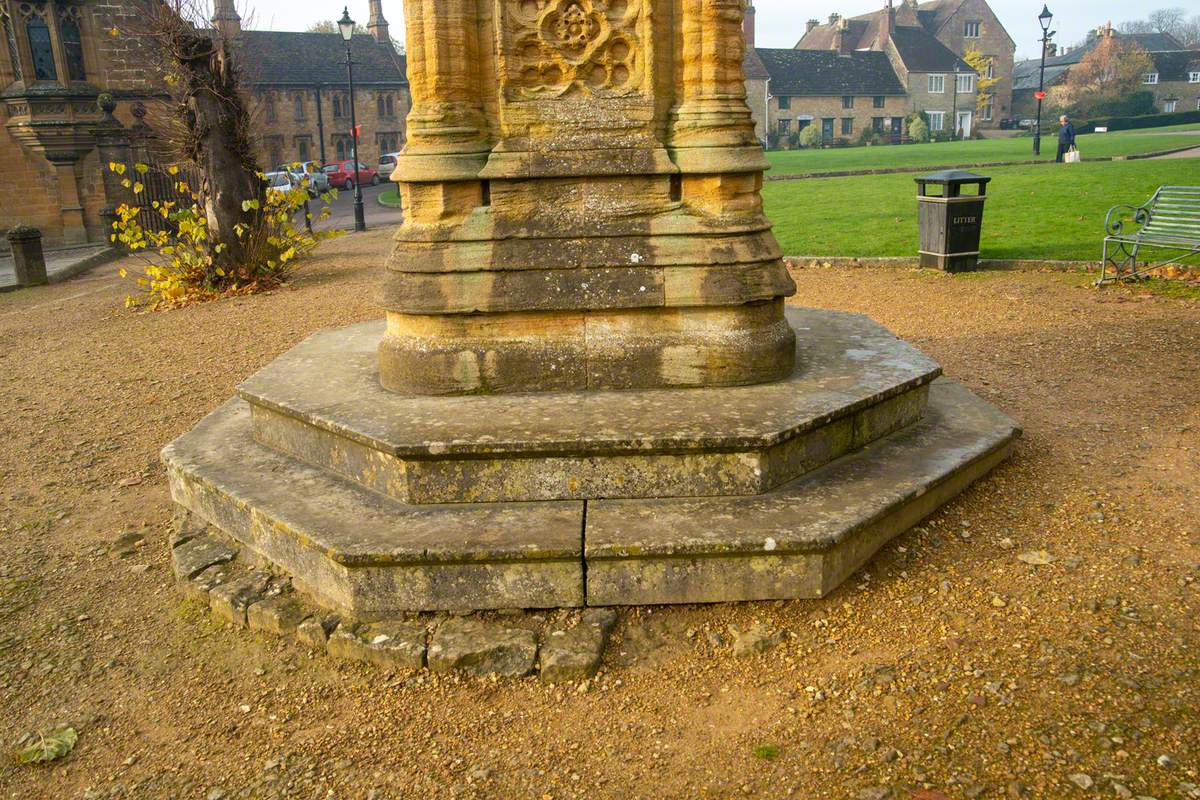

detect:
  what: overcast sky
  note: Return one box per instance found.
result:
[242,0,1165,62]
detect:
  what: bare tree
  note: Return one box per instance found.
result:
[1147,7,1186,34]
[141,0,266,273]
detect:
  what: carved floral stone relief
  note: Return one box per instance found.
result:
[500,0,645,99]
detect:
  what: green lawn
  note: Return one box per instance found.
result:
[762,157,1200,261]
[765,128,1200,177]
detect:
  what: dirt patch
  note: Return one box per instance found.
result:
[0,238,1198,799]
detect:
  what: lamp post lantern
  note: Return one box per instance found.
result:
[338,6,366,232]
[1033,5,1055,157]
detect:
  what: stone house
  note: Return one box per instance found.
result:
[741,0,770,145]
[1147,50,1200,115]
[1012,27,1194,118]
[795,0,1012,134]
[755,47,908,144]
[0,0,409,251]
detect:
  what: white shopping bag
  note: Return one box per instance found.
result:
[1064,146,1081,164]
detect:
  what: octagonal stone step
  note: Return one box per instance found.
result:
[238,307,941,504]
[162,377,1018,615]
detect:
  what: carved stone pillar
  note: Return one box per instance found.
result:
[379,0,795,395]
[391,0,491,183]
[667,0,765,174]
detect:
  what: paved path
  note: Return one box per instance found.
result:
[317,182,403,231]
[0,244,115,292]
[1152,145,1200,159]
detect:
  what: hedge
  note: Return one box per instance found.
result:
[1078,109,1200,134]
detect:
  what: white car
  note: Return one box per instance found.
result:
[265,170,301,193]
[273,163,330,197]
[378,151,401,181]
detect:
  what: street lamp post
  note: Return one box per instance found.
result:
[952,65,960,141]
[338,7,366,232]
[1033,5,1055,157]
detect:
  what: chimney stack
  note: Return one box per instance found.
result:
[743,0,756,48]
[807,19,820,33]
[828,13,841,26]
[886,0,896,37]
[835,17,853,55]
[211,0,241,38]
[367,0,390,44]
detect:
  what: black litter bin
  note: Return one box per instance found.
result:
[915,170,991,272]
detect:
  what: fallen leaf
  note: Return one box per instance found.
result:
[15,727,77,764]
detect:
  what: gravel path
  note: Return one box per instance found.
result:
[0,241,1198,799]
[1152,145,1200,159]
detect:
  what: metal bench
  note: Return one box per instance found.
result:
[1099,185,1200,285]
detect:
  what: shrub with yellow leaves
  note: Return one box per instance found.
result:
[108,161,339,309]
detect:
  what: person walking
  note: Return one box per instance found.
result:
[1056,115,1076,163]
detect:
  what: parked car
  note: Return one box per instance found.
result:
[322,160,379,190]
[378,151,401,180]
[273,163,331,197]
[265,170,301,193]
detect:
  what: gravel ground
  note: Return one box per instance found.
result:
[1,234,1198,800]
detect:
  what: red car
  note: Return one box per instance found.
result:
[321,159,379,190]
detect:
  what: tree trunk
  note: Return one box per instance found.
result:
[173,23,265,274]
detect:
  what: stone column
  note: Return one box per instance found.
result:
[668,0,765,174]
[7,225,48,287]
[94,94,134,248]
[46,154,87,245]
[392,0,490,183]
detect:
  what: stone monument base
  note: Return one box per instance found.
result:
[162,308,1019,616]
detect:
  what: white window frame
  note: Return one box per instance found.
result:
[1163,100,1177,113]
[927,110,945,131]
[956,73,975,93]
[987,60,995,79]
[1189,71,1200,83]
[1143,73,1159,85]
[964,21,981,38]
[981,96,994,121]
[928,74,945,93]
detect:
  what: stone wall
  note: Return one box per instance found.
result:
[1151,80,1200,115]
[770,94,909,140]
[249,85,410,170]
[926,0,1015,127]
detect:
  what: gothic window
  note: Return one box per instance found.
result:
[2,9,22,82]
[294,93,305,119]
[264,94,276,121]
[26,13,56,81]
[59,6,84,80]
[332,94,344,118]
[386,94,393,116]
[375,93,383,115]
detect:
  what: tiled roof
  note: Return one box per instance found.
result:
[234,30,407,87]
[1012,63,1070,91]
[1151,50,1200,83]
[1043,32,1186,68]
[757,47,906,96]
[915,0,963,34]
[889,25,973,73]
[795,19,869,51]
[743,45,770,79]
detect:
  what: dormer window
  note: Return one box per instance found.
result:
[1143,73,1158,85]
[1189,71,1200,84]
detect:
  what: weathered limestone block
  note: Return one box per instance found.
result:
[181,563,233,604]
[296,615,339,648]
[170,507,208,549]
[427,618,538,677]
[247,594,309,635]
[539,608,619,682]
[210,571,272,626]
[172,534,238,580]
[327,621,427,669]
